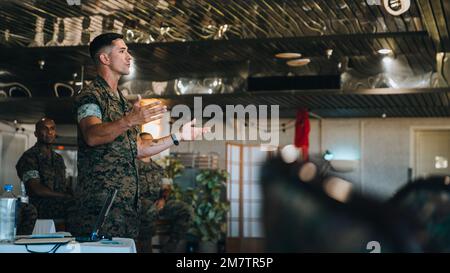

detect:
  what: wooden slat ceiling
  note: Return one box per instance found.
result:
[0,0,445,81]
[0,31,435,82]
[0,0,449,122]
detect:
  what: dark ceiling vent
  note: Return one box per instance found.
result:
[247,75,341,92]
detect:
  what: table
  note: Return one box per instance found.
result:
[0,237,136,253]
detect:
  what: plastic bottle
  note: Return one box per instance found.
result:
[2,184,16,198]
[20,181,26,196]
[0,184,18,242]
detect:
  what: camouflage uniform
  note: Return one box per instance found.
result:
[15,143,71,225]
[138,160,164,204]
[137,160,192,253]
[158,199,193,252]
[17,203,38,235]
[67,76,141,239]
[137,160,163,244]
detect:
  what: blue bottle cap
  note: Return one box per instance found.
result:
[3,184,13,192]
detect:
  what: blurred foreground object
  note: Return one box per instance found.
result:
[389,176,450,252]
[260,157,422,253]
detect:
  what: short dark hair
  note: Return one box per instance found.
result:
[139,132,154,139]
[35,117,54,131]
[89,32,124,64]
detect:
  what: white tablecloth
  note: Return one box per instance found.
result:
[0,237,136,253]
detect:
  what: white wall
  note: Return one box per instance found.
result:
[360,118,450,199]
[0,122,35,195]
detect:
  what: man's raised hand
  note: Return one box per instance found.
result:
[179,118,211,141]
[125,95,167,126]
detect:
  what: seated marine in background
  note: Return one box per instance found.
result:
[136,132,192,253]
[16,117,73,230]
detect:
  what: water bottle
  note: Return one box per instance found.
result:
[2,184,16,198]
[0,184,18,242]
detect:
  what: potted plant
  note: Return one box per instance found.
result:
[156,154,185,184]
[154,155,187,252]
[174,169,230,253]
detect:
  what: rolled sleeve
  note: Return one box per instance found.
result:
[16,152,40,184]
[23,170,40,183]
[77,103,102,122]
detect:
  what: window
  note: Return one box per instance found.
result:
[226,143,273,238]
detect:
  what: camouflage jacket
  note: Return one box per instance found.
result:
[137,160,164,202]
[74,76,140,209]
[16,143,69,207]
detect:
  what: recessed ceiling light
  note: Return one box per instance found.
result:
[286,58,311,67]
[275,52,302,59]
[377,48,392,55]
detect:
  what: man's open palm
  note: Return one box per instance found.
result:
[180,118,210,141]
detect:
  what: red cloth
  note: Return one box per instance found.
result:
[294,108,310,161]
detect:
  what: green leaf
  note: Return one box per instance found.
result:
[175,168,231,241]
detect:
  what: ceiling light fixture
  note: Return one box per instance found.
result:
[377,48,392,55]
[286,58,311,67]
[275,52,302,59]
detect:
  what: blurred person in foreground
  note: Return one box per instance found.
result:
[389,176,450,252]
[260,156,423,253]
